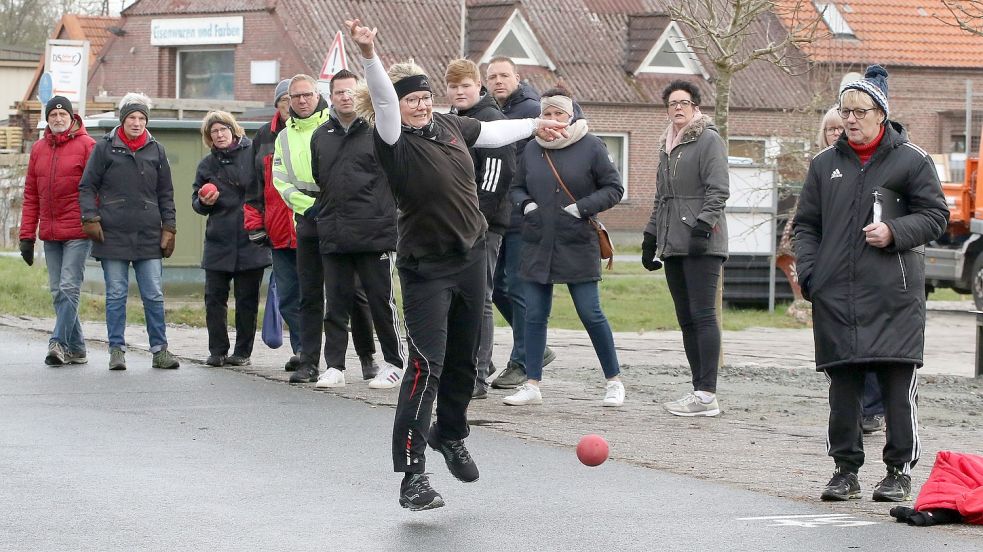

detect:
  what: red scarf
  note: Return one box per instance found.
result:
[848,125,885,165]
[117,126,148,151]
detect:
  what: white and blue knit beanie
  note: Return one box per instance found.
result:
[840,65,889,118]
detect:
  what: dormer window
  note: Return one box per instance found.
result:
[814,2,856,39]
[479,10,555,69]
[636,21,704,76]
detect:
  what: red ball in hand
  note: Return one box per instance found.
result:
[577,434,609,467]
[200,182,218,197]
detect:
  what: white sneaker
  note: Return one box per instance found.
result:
[663,392,720,417]
[315,367,346,388]
[602,380,625,407]
[368,364,403,389]
[503,383,543,406]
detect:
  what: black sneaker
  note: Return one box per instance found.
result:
[427,424,479,482]
[543,346,557,367]
[862,414,885,434]
[873,466,912,502]
[821,467,861,501]
[360,355,380,380]
[226,355,251,366]
[289,364,319,383]
[491,361,527,389]
[399,473,444,511]
[472,383,488,400]
[486,361,497,378]
[205,354,226,367]
[284,354,302,372]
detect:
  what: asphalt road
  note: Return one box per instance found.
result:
[1,327,979,551]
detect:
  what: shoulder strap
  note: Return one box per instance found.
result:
[543,151,577,205]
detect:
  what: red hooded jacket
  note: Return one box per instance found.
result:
[20,115,95,242]
[244,111,296,249]
[915,451,983,524]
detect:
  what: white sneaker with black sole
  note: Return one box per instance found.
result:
[316,367,346,388]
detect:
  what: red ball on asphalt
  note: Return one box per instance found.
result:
[200,182,218,196]
[577,434,609,467]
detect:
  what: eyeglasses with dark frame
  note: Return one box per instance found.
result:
[667,99,694,109]
[838,107,876,120]
[290,91,316,101]
[401,94,434,109]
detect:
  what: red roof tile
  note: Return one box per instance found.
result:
[123,0,272,15]
[777,0,983,68]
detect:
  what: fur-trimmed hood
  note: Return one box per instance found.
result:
[660,114,716,153]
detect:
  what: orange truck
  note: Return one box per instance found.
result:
[925,148,983,308]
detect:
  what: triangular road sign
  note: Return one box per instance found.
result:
[319,31,348,81]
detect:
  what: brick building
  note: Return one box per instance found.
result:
[71,0,983,231]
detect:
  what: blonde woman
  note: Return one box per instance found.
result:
[192,111,271,367]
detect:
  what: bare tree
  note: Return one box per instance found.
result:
[0,0,106,50]
[941,0,983,36]
[668,0,826,150]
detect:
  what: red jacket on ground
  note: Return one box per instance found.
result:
[244,112,296,249]
[915,451,983,524]
[20,115,95,242]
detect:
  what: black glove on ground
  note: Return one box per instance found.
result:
[641,232,662,271]
[688,220,712,256]
[890,506,962,526]
[19,239,34,266]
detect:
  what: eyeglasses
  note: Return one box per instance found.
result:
[290,91,316,101]
[667,100,694,109]
[838,107,876,120]
[209,126,232,136]
[825,127,844,135]
[401,94,434,108]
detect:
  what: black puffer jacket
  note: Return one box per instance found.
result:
[793,121,949,371]
[78,128,176,261]
[454,90,515,235]
[192,136,271,272]
[511,133,623,284]
[310,115,396,254]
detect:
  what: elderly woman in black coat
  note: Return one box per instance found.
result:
[504,88,625,407]
[794,65,948,503]
[193,111,272,367]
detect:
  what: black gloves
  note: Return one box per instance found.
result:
[19,239,34,266]
[641,232,662,271]
[689,220,712,256]
[890,506,962,527]
[249,229,270,246]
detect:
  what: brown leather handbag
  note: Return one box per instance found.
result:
[543,151,615,269]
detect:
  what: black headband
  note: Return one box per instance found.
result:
[394,75,432,99]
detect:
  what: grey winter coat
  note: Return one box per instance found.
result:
[78,128,177,261]
[793,121,949,371]
[645,115,729,259]
[192,136,272,273]
[511,133,623,285]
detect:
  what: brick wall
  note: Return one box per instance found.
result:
[89,12,308,104]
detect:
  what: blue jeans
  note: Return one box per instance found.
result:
[496,232,527,365]
[44,239,92,353]
[524,280,619,382]
[101,258,167,353]
[272,248,302,354]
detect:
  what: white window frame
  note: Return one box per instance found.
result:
[595,131,630,200]
[635,21,707,78]
[176,47,235,100]
[479,10,555,70]
[814,2,856,39]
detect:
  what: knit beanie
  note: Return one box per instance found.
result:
[274,79,291,105]
[45,96,73,120]
[840,65,889,119]
[119,100,150,122]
